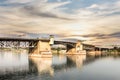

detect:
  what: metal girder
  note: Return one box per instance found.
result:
[0,40,37,48]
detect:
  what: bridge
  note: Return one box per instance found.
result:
[0,37,96,55]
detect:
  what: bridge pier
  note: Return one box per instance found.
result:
[29,35,54,58]
[29,40,52,54]
[66,41,86,55]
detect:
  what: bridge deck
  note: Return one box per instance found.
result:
[0,37,49,41]
[0,37,77,43]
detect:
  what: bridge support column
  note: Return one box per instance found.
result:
[29,40,52,54]
[66,41,86,55]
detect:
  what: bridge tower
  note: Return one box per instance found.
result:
[75,40,83,52]
[49,35,54,46]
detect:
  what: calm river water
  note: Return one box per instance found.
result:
[0,50,120,80]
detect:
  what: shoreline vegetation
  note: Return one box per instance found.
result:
[0,47,120,56]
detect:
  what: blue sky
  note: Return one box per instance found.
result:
[48,0,116,9]
[0,0,120,47]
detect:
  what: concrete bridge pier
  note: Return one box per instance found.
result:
[29,35,54,57]
[67,41,86,55]
[29,40,53,58]
[29,40,52,54]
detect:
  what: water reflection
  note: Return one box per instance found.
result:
[67,55,86,68]
[0,50,29,75]
[52,55,67,65]
[1,50,120,80]
[29,54,86,76]
[29,57,54,76]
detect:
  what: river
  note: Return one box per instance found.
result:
[0,50,120,80]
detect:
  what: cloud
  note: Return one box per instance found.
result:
[82,32,120,46]
[4,0,48,4]
[0,0,120,46]
[87,0,120,16]
[81,31,120,40]
[21,1,72,20]
[109,32,120,38]
[0,0,73,33]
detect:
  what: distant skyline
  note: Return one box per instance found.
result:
[0,0,120,47]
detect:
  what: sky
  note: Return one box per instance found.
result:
[0,0,120,47]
